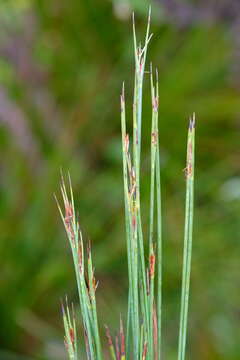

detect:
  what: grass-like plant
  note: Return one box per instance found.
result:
[56,9,195,360]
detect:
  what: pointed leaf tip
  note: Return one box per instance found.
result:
[189,114,195,131]
[192,112,196,128]
[60,300,65,315]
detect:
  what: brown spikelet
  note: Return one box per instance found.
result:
[132,214,136,229]
[152,95,158,112]
[78,246,83,272]
[125,134,129,153]
[87,238,91,258]
[151,131,158,146]
[105,325,113,347]
[120,317,125,359]
[64,202,73,225]
[149,253,155,278]
[64,201,74,242]
[92,270,99,292]
[69,327,75,346]
[185,140,193,179]
[142,342,148,360]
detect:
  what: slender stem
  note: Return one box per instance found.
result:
[148,66,158,360]
[121,84,133,358]
[154,70,162,360]
[177,115,195,360]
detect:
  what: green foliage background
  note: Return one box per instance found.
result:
[0,0,239,359]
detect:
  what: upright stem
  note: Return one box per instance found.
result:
[177,115,195,360]
[154,72,162,360]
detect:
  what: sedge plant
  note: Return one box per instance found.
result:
[56,9,195,360]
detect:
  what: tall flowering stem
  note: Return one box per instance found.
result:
[120,9,163,360]
[57,10,195,360]
[56,174,103,360]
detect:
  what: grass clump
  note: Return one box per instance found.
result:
[56,9,195,360]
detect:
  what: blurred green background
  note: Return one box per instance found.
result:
[0,0,239,359]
